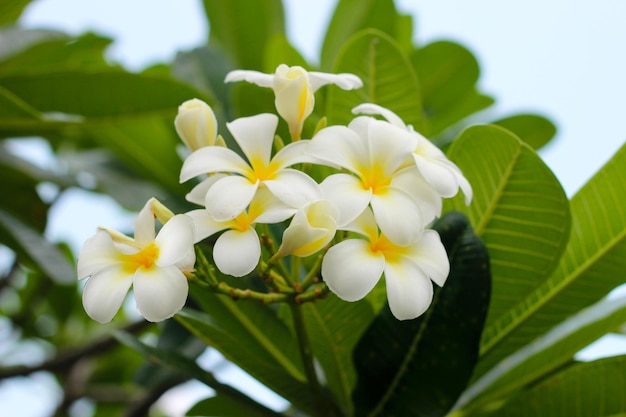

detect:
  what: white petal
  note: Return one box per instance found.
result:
[405,230,450,287]
[186,209,230,242]
[391,167,442,224]
[213,228,261,277]
[134,199,156,245]
[309,71,363,91]
[366,118,417,175]
[384,261,434,320]
[155,215,195,267]
[133,265,189,322]
[264,169,321,208]
[320,174,371,228]
[413,155,462,198]
[278,200,337,257]
[341,206,379,241]
[322,239,384,302]
[186,174,228,206]
[352,103,406,128]
[180,146,250,183]
[272,140,318,167]
[77,230,121,279]
[370,187,424,245]
[274,74,313,134]
[205,176,259,221]
[225,69,274,87]
[248,187,296,224]
[308,125,366,172]
[226,113,278,167]
[175,98,218,150]
[82,265,133,323]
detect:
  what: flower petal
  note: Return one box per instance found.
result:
[278,200,337,257]
[308,125,366,172]
[264,169,321,209]
[134,199,156,245]
[413,154,462,198]
[365,118,417,175]
[322,239,384,302]
[384,260,434,320]
[370,187,423,245]
[185,174,228,206]
[82,265,133,323]
[352,103,406,128]
[186,209,230,242]
[391,167,442,225]
[180,146,250,183]
[205,176,259,221]
[155,214,195,267]
[309,71,363,91]
[248,187,296,224]
[213,228,261,277]
[225,69,274,87]
[175,98,218,151]
[77,230,122,279]
[226,113,278,167]
[320,173,371,228]
[272,140,318,167]
[133,265,189,322]
[404,230,450,287]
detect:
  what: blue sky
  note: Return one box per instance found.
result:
[5,1,626,416]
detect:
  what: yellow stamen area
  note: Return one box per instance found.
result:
[369,234,404,263]
[247,157,280,183]
[121,242,160,273]
[230,211,254,233]
[360,165,391,193]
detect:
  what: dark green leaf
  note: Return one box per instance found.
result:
[352,211,490,417]
[321,0,402,70]
[326,29,424,132]
[0,0,32,25]
[493,114,557,150]
[202,0,285,70]
[493,356,626,417]
[187,394,281,417]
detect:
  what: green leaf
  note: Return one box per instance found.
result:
[326,29,424,132]
[457,294,626,415]
[263,34,309,73]
[493,114,557,150]
[202,0,285,70]
[321,0,402,70]
[176,285,318,415]
[0,0,32,25]
[411,41,494,136]
[493,356,626,417]
[116,332,282,417]
[302,295,374,415]
[351,211,491,417]
[442,125,571,377]
[473,139,626,380]
[0,208,75,284]
[187,394,280,417]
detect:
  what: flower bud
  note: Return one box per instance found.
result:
[174,98,218,151]
[272,65,314,140]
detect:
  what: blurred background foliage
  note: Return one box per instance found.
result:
[1,0,626,416]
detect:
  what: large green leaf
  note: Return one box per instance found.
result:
[493,114,557,150]
[202,0,284,70]
[473,139,626,379]
[493,356,626,417]
[411,41,494,136]
[302,295,374,416]
[0,0,32,25]
[351,211,490,417]
[320,0,403,71]
[442,125,571,376]
[457,294,626,415]
[326,29,424,132]
[176,284,318,415]
[187,394,282,417]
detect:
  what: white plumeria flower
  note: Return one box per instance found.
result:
[321,208,449,321]
[308,115,436,246]
[180,113,320,222]
[186,188,294,277]
[77,199,195,323]
[277,199,338,258]
[353,103,472,204]
[225,64,362,139]
[175,98,225,151]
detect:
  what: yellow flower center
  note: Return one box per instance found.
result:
[360,164,391,193]
[121,242,160,273]
[247,158,280,182]
[369,234,404,263]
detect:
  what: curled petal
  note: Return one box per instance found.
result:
[322,239,384,302]
[309,71,363,91]
[370,187,423,245]
[186,174,228,206]
[274,74,313,135]
[391,167,442,224]
[82,265,133,323]
[278,200,337,257]
[352,103,406,128]
[205,176,259,221]
[175,98,218,151]
[413,154,463,199]
[213,228,261,277]
[320,174,371,228]
[180,146,250,182]
[133,265,189,322]
[384,260,434,320]
[226,113,278,167]
[77,230,122,279]
[264,169,322,209]
[404,230,450,287]
[225,69,274,87]
[134,199,156,245]
[155,215,195,267]
[186,209,231,242]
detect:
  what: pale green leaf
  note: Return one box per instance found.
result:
[326,29,424,132]
[493,114,557,150]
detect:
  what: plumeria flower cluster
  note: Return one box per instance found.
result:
[77,64,471,323]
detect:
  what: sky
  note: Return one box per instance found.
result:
[3,0,626,416]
